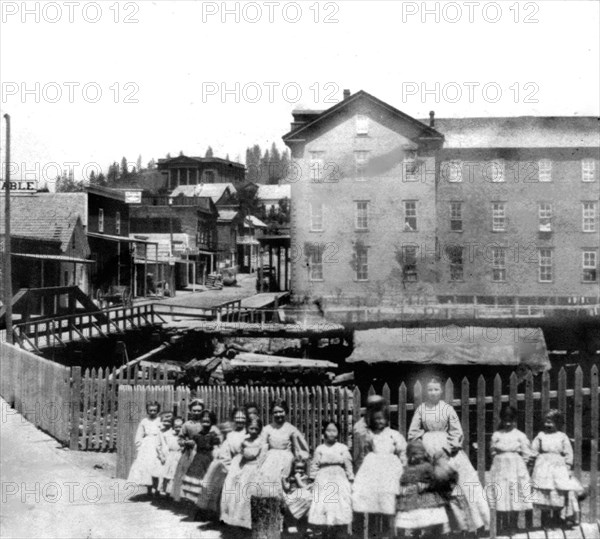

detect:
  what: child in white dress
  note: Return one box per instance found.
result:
[127,401,165,496]
[531,409,584,528]
[160,416,184,496]
[489,406,533,533]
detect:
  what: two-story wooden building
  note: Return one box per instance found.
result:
[157,155,246,192]
[283,90,600,306]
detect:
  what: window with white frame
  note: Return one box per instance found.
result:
[448,246,464,281]
[356,245,368,281]
[582,159,596,182]
[492,202,506,231]
[403,150,418,181]
[308,244,323,281]
[538,203,553,232]
[115,211,121,235]
[355,151,369,180]
[539,248,553,282]
[355,201,369,230]
[582,250,598,282]
[404,200,417,231]
[492,246,506,282]
[309,151,325,182]
[450,202,463,231]
[310,202,323,231]
[98,208,104,233]
[489,160,505,182]
[356,115,369,136]
[444,160,463,183]
[538,159,552,182]
[583,202,597,232]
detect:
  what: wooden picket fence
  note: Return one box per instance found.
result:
[115,384,355,479]
[115,366,599,524]
[73,364,173,451]
[0,342,72,445]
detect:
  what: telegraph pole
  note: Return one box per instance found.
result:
[3,114,13,343]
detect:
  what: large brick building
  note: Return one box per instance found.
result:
[283,90,600,305]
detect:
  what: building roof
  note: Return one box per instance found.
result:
[170,183,237,203]
[246,215,267,228]
[218,209,239,222]
[256,184,291,201]
[423,116,600,149]
[0,193,86,251]
[86,185,142,202]
[283,89,444,143]
[157,156,245,169]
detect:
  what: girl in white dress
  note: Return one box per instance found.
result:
[489,406,533,533]
[408,377,490,533]
[127,401,165,496]
[159,416,184,496]
[531,409,584,528]
[352,403,406,530]
[309,421,354,536]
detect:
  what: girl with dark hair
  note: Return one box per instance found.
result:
[308,420,354,536]
[352,402,406,521]
[244,402,260,421]
[221,417,268,529]
[531,409,584,528]
[408,376,490,533]
[489,406,533,533]
[180,410,221,505]
[282,456,314,534]
[127,401,165,496]
[256,399,309,496]
[196,407,247,518]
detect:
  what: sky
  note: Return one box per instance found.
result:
[0,0,599,187]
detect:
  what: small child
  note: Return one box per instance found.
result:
[352,405,406,537]
[127,401,165,497]
[489,406,533,533]
[395,439,451,537]
[282,456,314,536]
[160,416,184,496]
[531,410,584,528]
[308,421,354,538]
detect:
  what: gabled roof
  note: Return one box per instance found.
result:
[218,209,239,223]
[246,215,267,228]
[256,184,291,201]
[170,183,237,203]
[420,116,600,149]
[0,193,85,251]
[87,185,142,202]
[282,90,444,143]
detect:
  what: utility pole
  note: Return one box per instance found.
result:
[3,114,13,343]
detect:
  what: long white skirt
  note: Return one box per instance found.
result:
[352,453,403,515]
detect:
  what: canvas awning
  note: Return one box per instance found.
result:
[347,326,550,372]
[12,253,95,264]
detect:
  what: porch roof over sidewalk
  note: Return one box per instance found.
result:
[11,253,95,264]
[347,326,551,372]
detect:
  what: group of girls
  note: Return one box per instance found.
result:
[127,377,585,538]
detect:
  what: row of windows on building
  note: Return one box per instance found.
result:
[306,244,599,284]
[308,201,599,233]
[307,152,597,183]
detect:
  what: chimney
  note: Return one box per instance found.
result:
[343,89,351,100]
[429,110,435,127]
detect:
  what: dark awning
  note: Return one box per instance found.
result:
[347,326,550,372]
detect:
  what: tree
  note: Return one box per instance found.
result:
[166,153,172,159]
[120,157,129,179]
[205,146,214,158]
[107,162,119,185]
[96,172,107,186]
[55,171,85,192]
[225,153,230,161]
[147,158,156,170]
[136,154,142,172]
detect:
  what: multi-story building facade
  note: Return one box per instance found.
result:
[157,155,246,192]
[283,90,600,305]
